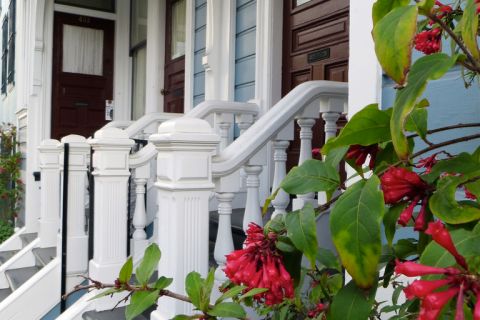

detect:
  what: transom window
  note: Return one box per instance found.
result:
[54,0,116,13]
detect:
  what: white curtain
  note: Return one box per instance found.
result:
[63,24,104,76]
[171,0,186,59]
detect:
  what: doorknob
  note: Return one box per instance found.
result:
[161,88,170,96]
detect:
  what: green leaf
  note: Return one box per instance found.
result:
[373,6,417,85]
[201,269,215,311]
[185,272,203,310]
[325,146,348,168]
[429,172,480,224]
[394,238,418,259]
[372,0,410,25]
[323,104,391,154]
[276,235,297,253]
[208,302,246,318]
[125,290,160,320]
[88,288,121,301]
[420,227,480,268]
[460,0,480,60]
[153,276,173,290]
[285,204,318,267]
[423,153,480,184]
[416,0,434,14]
[316,248,341,271]
[390,53,456,159]
[118,257,133,284]
[135,244,161,285]
[281,159,340,195]
[171,316,196,320]
[330,176,384,288]
[405,107,428,139]
[239,287,269,300]
[383,204,407,247]
[328,280,377,320]
[215,285,246,304]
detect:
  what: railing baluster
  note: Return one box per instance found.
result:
[214,192,235,282]
[243,165,263,231]
[293,118,316,210]
[271,140,290,218]
[131,163,149,260]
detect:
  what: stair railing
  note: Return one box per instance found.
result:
[149,80,347,318]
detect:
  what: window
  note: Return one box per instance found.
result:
[1,0,15,94]
[130,0,148,120]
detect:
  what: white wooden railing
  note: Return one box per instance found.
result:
[35,81,346,317]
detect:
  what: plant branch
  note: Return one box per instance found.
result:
[426,12,480,73]
[407,123,480,139]
[412,133,480,159]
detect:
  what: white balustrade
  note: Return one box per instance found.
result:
[59,135,91,288]
[38,139,62,248]
[215,113,233,151]
[88,128,134,292]
[150,118,220,319]
[243,165,263,231]
[131,163,149,261]
[271,140,290,217]
[214,192,235,282]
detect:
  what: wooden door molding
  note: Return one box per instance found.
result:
[51,12,114,140]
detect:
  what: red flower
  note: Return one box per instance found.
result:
[395,260,459,277]
[345,144,379,169]
[312,148,321,156]
[414,197,429,231]
[465,187,477,200]
[474,291,480,320]
[307,303,326,318]
[420,287,460,320]
[404,279,451,300]
[381,167,429,204]
[415,28,442,55]
[425,221,468,270]
[398,197,419,227]
[224,223,294,305]
[416,154,438,174]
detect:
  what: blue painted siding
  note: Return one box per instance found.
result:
[193,0,207,107]
[234,0,256,102]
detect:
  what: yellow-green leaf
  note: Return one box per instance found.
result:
[390,53,456,159]
[330,176,384,288]
[460,0,480,60]
[373,5,418,85]
[372,0,410,25]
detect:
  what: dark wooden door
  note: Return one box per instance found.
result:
[282,0,349,169]
[51,12,114,140]
[163,0,186,113]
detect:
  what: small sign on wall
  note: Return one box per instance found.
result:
[105,100,114,121]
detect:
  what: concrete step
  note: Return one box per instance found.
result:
[0,288,12,303]
[32,247,56,267]
[0,250,19,265]
[5,266,41,291]
[19,232,37,247]
[82,304,156,320]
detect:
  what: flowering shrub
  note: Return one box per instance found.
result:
[0,123,22,225]
[77,0,480,319]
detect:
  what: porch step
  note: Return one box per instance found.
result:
[32,247,56,266]
[82,304,156,320]
[19,232,37,247]
[0,288,12,303]
[5,266,41,291]
[0,250,19,265]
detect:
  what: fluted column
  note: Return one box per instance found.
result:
[271,140,290,217]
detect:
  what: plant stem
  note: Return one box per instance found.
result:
[412,133,480,159]
[407,123,480,139]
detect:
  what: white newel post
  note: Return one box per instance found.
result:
[60,135,90,286]
[131,163,149,261]
[150,118,220,319]
[38,140,62,248]
[243,165,263,231]
[292,118,316,210]
[88,128,134,288]
[271,140,290,217]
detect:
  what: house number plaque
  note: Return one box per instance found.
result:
[307,48,331,64]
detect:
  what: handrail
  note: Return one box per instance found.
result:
[125,113,183,138]
[187,100,260,119]
[129,143,157,168]
[211,81,348,177]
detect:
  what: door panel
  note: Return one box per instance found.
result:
[282,0,349,170]
[164,0,186,113]
[51,12,114,140]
